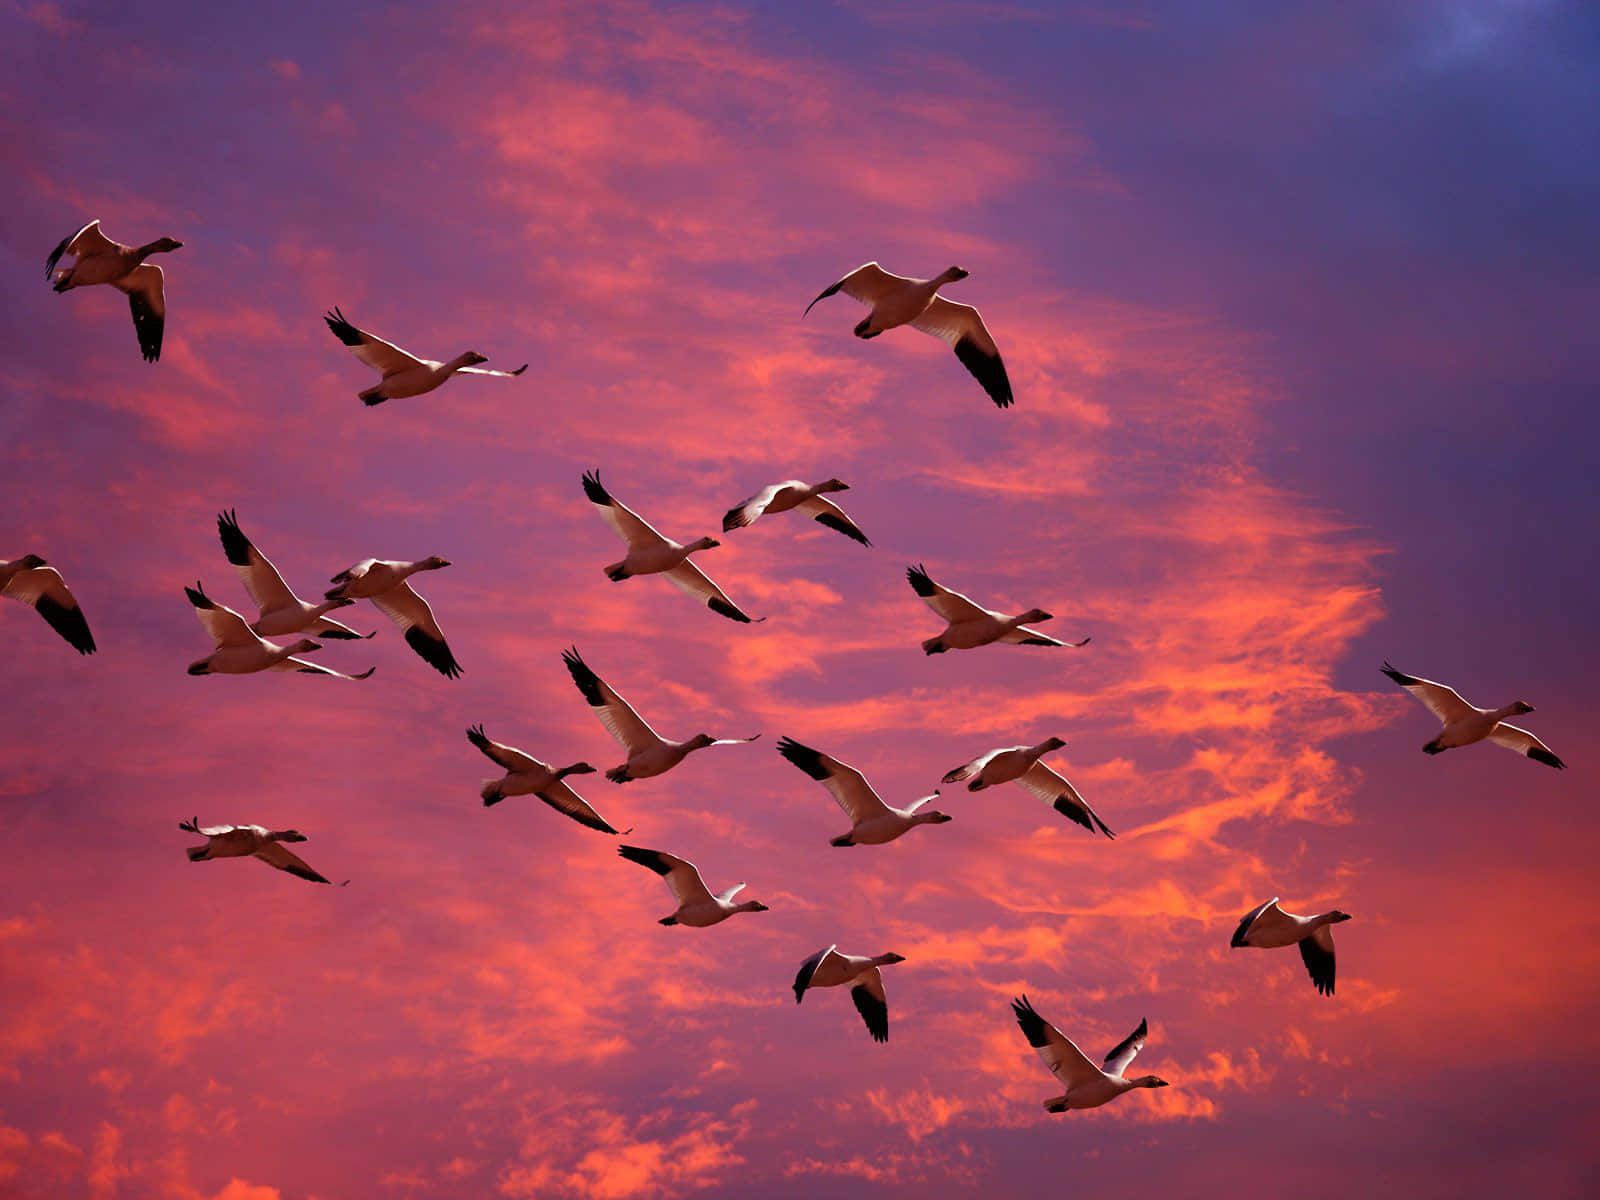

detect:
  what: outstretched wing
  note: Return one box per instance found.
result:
[254,841,336,884]
[271,657,375,680]
[114,263,165,362]
[1102,1018,1148,1078]
[47,220,117,276]
[1011,995,1100,1087]
[582,471,668,551]
[561,648,661,753]
[998,625,1090,649]
[185,582,258,648]
[905,564,988,623]
[3,565,96,654]
[466,724,538,772]
[1299,926,1337,996]
[371,581,461,678]
[793,495,871,546]
[941,748,1002,785]
[1017,762,1115,838]
[617,844,714,907]
[663,559,760,623]
[1487,723,1566,770]
[1380,662,1474,726]
[910,297,1012,408]
[324,307,425,377]
[216,510,297,615]
[793,944,839,1002]
[1229,898,1279,948]
[722,482,788,532]
[775,736,891,824]
[457,363,529,378]
[803,262,910,315]
[851,968,890,1042]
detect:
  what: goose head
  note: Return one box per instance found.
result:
[915,798,953,825]
[740,900,770,913]
[1041,736,1068,752]
[143,237,184,255]
[688,536,721,553]
[1327,910,1354,924]
[290,638,322,655]
[1136,1076,1170,1089]
[464,352,489,366]
[273,830,309,843]
[421,555,452,570]
[817,478,850,493]
[689,733,719,750]
[561,762,598,776]
[879,952,907,965]
[17,553,47,570]
[1511,700,1535,715]
[942,265,970,282]
[1020,608,1055,624]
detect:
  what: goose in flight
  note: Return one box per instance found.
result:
[326,557,460,678]
[561,647,758,782]
[804,262,1012,408]
[583,471,761,623]
[184,583,374,679]
[942,738,1114,837]
[722,478,871,547]
[775,736,952,846]
[616,844,769,926]
[793,946,905,1042]
[323,307,527,406]
[216,511,372,641]
[1010,996,1169,1112]
[179,818,346,885]
[1230,898,1350,996]
[47,220,182,362]
[907,564,1087,655]
[1380,662,1564,769]
[2,555,96,654]
[465,724,627,835]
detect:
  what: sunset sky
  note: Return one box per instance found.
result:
[4,1,1597,1197]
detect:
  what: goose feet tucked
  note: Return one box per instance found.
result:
[1423,739,1446,755]
[606,766,633,783]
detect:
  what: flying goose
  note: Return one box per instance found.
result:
[1380,662,1565,769]
[179,818,345,885]
[721,479,871,547]
[583,471,761,623]
[792,945,905,1042]
[615,844,769,926]
[2,555,95,654]
[1230,899,1351,996]
[775,736,952,846]
[561,647,758,782]
[1010,996,1169,1112]
[941,738,1114,837]
[323,307,527,406]
[216,511,372,641]
[804,262,1012,408]
[907,564,1087,655]
[465,724,627,834]
[184,583,374,678]
[325,557,460,678]
[47,220,182,362]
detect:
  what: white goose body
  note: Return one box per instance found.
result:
[722,478,871,546]
[465,724,625,835]
[561,648,757,783]
[804,262,1013,408]
[183,583,374,679]
[326,556,460,678]
[616,845,768,927]
[776,736,952,846]
[1381,662,1564,768]
[1230,898,1351,996]
[47,221,182,361]
[941,737,1114,837]
[792,946,904,1042]
[323,308,526,405]
[1010,996,1169,1112]
[906,564,1088,655]
[179,818,343,884]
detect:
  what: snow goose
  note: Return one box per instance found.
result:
[804,262,1012,408]
[907,564,1087,655]
[583,471,761,623]
[775,736,952,846]
[561,647,758,783]
[941,738,1114,837]
[179,818,346,885]
[722,478,871,547]
[184,582,374,679]
[1231,898,1351,996]
[616,845,768,927]
[323,307,527,406]
[325,556,460,678]
[793,945,905,1042]
[216,511,372,641]
[1010,996,1169,1112]
[1381,661,1565,769]
[47,220,181,362]
[1,555,95,654]
[466,724,628,834]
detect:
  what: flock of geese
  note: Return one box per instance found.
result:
[10,219,1570,1117]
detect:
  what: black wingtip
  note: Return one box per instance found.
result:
[404,627,462,679]
[1380,661,1420,687]
[775,736,829,781]
[906,564,936,597]
[561,646,606,707]
[803,278,844,317]
[509,363,528,376]
[708,596,755,623]
[1528,746,1566,770]
[184,581,212,608]
[324,306,364,347]
[581,470,611,506]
